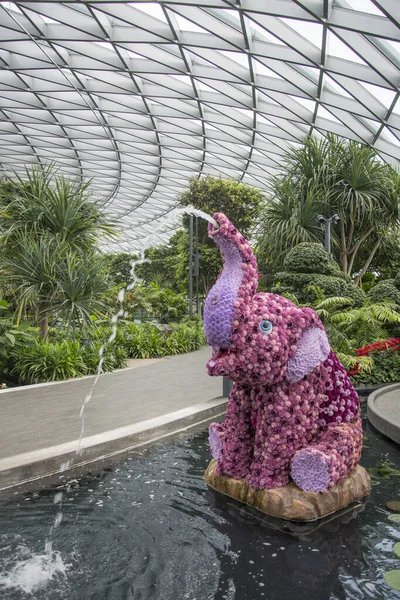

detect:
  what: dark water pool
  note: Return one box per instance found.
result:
[0,422,399,600]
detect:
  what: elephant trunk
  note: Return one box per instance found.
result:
[204,212,258,349]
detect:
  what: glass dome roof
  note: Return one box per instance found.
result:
[1,0,399,250]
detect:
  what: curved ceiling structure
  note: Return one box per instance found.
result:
[1,0,400,250]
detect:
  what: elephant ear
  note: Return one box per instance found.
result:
[287,327,330,383]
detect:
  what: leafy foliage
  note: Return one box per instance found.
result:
[102,281,188,322]
[351,344,400,385]
[0,164,116,249]
[283,242,341,275]
[368,281,400,305]
[0,297,31,374]
[0,165,117,338]
[319,298,400,349]
[274,243,365,306]
[102,253,138,286]
[256,134,400,279]
[9,322,206,382]
[176,176,264,295]
[10,339,87,383]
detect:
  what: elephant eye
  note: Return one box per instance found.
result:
[259,319,273,334]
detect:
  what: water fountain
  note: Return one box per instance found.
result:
[202,212,371,520]
[0,210,399,599]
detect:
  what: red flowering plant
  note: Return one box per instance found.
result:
[349,338,400,383]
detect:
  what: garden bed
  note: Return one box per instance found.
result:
[2,322,206,385]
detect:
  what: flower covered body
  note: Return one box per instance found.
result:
[206,213,363,493]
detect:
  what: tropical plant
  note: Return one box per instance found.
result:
[314,295,400,350]
[281,290,400,372]
[145,282,187,321]
[256,135,400,279]
[351,349,400,386]
[274,243,365,306]
[9,335,128,383]
[10,339,86,383]
[0,165,117,338]
[368,281,400,305]
[172,176,265,295]
[1,235,108,339]
[49,254,108,336]
[102,252,138,286]
[0,299,31,374]
[0,164,116,250]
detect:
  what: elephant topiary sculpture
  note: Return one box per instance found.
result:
[205,213,362,493]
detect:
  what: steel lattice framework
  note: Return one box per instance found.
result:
[1,0,400,250]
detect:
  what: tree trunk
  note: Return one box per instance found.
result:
[38,301,50,340]
[39,314,49,340]
[354,239,381,286]
[340,220,348,274]
[347,226,375,277]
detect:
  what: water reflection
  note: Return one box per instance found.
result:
[0,423,399,600]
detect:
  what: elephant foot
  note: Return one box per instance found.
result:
[208,423,224,459]
[291,449,331,493]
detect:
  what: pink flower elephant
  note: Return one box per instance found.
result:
[205,213,362,493]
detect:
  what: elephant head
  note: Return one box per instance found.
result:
[204,213,330,387]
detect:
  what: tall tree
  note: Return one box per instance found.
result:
[177,176,265,295]
[0,165,116,338]
[257,135,400,282]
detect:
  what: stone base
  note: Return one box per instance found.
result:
[204,459,371,522]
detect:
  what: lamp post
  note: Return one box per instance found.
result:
[195,216,199,315]
[189,215,199,317]
[189,214,193,317]
[317,214,340,256]
[189,215,200,317]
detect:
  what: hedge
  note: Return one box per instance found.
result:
[368,282,400,305]
[282,243,343,276]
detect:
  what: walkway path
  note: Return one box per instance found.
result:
[0,348,224,488]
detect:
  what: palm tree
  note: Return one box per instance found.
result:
[257,179,322,265]
[256,135,400,278]
[1,234,108,339]
[0,164,117,338]
[1,233,59,339]
[51,254,108,337]
[0,164,117,250]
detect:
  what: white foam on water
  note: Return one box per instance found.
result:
[0,546,69,594]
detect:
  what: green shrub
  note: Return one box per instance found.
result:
[368,282,400,305]
[275,242,366,307]
[274,272,365,306]
[80,341,126,373]
[10,336,128,383]
[343,283,365,308]
[351,349,400,385]
[282,243,341,275]
[165,327,206,355]
[362,272,376,292]
[110,346,129,370]
[11,340,86,383]
[9,322,204,383]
